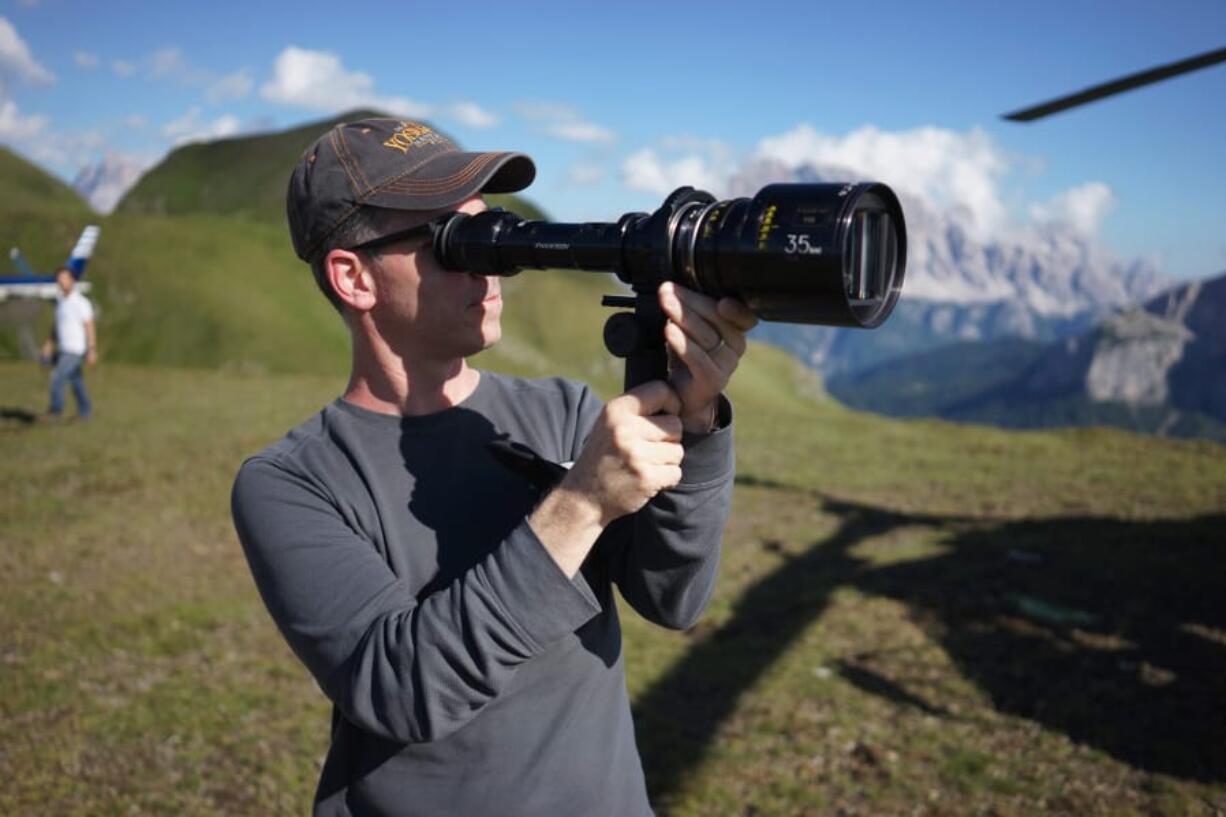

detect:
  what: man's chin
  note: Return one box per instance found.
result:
[481,328,502,351]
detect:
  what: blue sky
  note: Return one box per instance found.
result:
[2,0,1224,280]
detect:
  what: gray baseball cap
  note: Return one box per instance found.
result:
[287,117,535,261]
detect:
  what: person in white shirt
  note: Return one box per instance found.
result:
[41,267,97,421]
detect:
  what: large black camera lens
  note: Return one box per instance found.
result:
[432,183,905,329]
[671,183,904,327]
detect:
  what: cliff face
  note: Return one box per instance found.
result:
[827,271,1226,443]
[1083,310,1192,405]
[1161,276,1226,422]
[1020,273,1224,419]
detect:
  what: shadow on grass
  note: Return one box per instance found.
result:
[634,496,1226,805]
[0,406,37,427]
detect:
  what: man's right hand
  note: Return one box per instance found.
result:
[528,381,684,577]
[563,380,685,526]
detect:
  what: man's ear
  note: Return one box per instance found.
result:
[327,249,377,312]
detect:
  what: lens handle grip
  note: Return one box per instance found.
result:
[601,297,668,391]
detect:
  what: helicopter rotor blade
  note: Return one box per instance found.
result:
[1003,46,1226,122]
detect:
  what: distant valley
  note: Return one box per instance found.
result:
[829,271,1226,442]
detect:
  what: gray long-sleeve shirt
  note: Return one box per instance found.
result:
[231,372,734,817]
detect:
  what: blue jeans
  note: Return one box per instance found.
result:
[49,352,91,418]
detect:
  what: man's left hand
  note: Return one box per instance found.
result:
[658,281,758,434]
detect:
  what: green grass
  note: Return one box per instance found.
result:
[0,146,92,216]
[2,359,1224,815]
[0,146,96,359]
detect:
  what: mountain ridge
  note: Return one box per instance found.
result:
[829,270,1226,442]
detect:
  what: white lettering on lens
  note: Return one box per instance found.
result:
[784,234,822,255]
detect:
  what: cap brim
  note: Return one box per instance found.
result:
[363,150,536,213]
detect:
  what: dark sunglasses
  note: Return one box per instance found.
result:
[348,207,506,254]
[349,221,438,254]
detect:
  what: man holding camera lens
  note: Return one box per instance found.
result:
[231,118,756,817]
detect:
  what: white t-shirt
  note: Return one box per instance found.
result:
[54,288,95,355]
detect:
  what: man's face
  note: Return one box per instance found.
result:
[56,270,74,295]
[363,196,502,362]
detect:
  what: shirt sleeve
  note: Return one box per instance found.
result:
[571,387,735,631]
[231,456,602,745]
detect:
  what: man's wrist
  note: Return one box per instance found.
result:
[680,400,719,435]
[528,483,606,578]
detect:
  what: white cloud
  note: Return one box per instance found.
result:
[112,59,136,77]
[741,123,1124,244]
[622,124,1120,247]
[73,51,99,70]
[448,101,499,128]
[0,111,103,170]
[546,121,615,144]
[515,99,617,144]
[755,124,1010,235]
[0,16,54,86]
[149,46,187,78]
[622,148,727,196]
[162,107,241,146]
[620,136,734,196]
[0,97,46,140]
[207,69,253,104]
[260,46,430,117]
[565,161,605,186]
[1029,182,1116,236]
[122,113,147,129]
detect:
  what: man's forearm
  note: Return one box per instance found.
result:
[531,381,686,578]
[528,485,605,578]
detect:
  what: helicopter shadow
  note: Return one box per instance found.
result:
[632,492,1226,804]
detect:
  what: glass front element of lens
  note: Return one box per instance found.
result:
[844,191,901,326]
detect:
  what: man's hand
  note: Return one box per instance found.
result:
[658,282,758,433]
[529,381,684,577]
[84,321,97,366]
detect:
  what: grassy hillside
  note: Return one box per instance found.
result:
[116,110,381,223]
[0,146,91,215]
[80,212,350,373]
[117,109,548,225]
[0,147,96,359]
[1,361,1223,815]
[828,338,1046,417]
